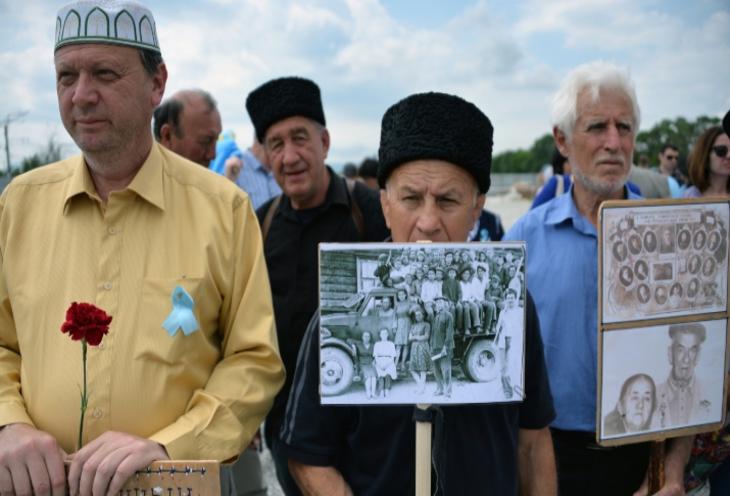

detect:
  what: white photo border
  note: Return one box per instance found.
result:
[318,241,527,406]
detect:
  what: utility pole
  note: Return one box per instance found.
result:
[2,111,28,175]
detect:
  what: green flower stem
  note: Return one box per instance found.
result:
[78,339,88,451]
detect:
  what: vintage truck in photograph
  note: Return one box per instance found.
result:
[319,288,500,396]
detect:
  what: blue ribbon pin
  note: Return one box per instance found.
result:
[162,285,200,336]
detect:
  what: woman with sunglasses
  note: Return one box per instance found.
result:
[680,111,730,496]
[684,125,730,198]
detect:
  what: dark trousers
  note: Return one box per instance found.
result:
[551,428,651,496]
[265,424,302,496]
[710,457,730,494]
[481,300,496,333]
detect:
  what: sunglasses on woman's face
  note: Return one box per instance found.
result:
[713,145,729,158]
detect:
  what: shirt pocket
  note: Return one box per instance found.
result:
[134,277,218,373]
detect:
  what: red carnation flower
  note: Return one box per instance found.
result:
[61,302,112,449]
[61,302,112,346]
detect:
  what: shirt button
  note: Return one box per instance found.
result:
[108,227,117,235]
[92,408,103,419]
[102,282,112,290]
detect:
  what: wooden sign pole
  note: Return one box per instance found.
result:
[415,403,432,496]
[415,241,433,496]
[647,440,665,494]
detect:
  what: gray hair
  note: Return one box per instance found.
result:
[551,61,641,141]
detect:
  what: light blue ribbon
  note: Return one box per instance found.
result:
[162,285,199,336]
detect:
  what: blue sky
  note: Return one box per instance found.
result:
[1,0,729,169]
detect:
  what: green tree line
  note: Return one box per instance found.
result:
[491,115,721,174]
[10,115,723,176]
[11,136,63,176]
[635,115,720,167]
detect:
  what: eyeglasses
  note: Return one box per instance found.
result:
[713,145,729,158]
[664,154,679,161]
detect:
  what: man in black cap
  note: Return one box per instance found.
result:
[245,76,389,494]
[279,92,556,495]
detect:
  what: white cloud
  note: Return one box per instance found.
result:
[514,0,730,131]
[1,0,727,170]
[286,2,347,32]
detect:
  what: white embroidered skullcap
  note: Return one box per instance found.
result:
[55,0,160,53]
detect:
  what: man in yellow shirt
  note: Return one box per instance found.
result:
[0,2,284,495]
[154,89,268,496]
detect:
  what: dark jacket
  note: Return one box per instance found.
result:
[256,168,390,440]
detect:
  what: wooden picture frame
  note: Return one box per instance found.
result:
[597,198,730,446]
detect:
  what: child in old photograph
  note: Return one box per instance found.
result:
[373,328,398,398]
[351,331,377,399]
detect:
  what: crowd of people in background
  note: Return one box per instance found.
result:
[533,124,730,206]
[2,2,729,495]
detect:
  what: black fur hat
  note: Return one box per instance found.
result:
[377,92,493,193]
[246,77,326,142]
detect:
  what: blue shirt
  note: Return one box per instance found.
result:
[504,185,641,431]
[532,174,642,210]
[667,175,683,198]
[208,131,240,174]
[234,149,282,210]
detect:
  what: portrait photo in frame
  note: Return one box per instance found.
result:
[318,242,526,406]
[598,318,728,445]
[597,198,730,446]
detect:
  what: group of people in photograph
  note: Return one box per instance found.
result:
[373,246,524,334]
[609,211,728,313]
[347,247,525,399]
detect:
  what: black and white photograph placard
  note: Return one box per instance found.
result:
[597,198,730,446]
[599,319,728,443]
[601,202,728,324]
[318,242,526,405]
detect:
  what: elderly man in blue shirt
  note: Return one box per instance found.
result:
[505,61,691,495]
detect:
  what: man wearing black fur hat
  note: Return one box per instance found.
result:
[246,77,389,494]
[279,92,557,495]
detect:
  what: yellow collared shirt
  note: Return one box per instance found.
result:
[0,143,284,460]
